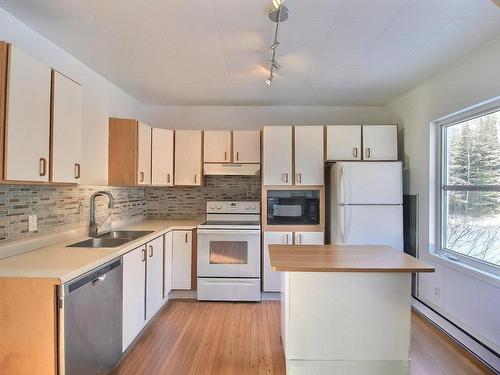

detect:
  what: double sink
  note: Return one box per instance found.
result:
[68,230,154,248]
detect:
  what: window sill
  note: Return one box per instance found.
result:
[428,252,500,288]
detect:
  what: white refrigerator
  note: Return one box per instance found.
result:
[327,162,404,250]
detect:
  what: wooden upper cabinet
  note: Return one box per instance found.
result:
[51,71,82,183]
[3,44,51,182]
[204,131,231,163]
[137,122,152,185]
[263,126,293,185]
[362,125,398,161]
[326,125,362,161]
[151,128,174,186]
[108,118,152,186]
[233,130,260,163]
[294,126,324,185]
[174,130,202,186]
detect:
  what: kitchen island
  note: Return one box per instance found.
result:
[269,244,434,375]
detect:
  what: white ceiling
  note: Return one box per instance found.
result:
[1,0,499,106]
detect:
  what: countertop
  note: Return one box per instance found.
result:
[0,219,203,283]
[269,244,435,273]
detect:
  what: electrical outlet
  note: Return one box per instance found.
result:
[28,215,37,232]
[434,286,440,298]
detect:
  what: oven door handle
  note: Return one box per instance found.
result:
[197,229,261,235]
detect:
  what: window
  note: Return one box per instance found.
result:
[440,107,500,270]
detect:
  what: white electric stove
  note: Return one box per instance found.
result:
[197,201,261,301]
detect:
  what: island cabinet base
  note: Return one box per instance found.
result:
[281,272,412,375]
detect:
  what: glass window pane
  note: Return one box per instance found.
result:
[445,110,500,186]
[444,191,500,266]
[209,241,248,264]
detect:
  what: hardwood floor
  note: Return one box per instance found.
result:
[112,300,494,375]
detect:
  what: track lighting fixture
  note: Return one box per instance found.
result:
[265,0,288,85]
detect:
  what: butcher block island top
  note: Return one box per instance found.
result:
[269,244,435,273]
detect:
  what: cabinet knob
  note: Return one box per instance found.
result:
[74,163,81,179]
[39,158,47,177]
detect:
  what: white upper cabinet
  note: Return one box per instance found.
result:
[204,131,231,163]
[145,236,164,321]
[362,125,398,161]
[51,71,82,183]
[4,45,51,182]
[326,125,361,161]
[233,130,260,163]
[294,126,324,185]
[151,128,174,186]
[175,130,202,186]
[263,126,293,185]
[137,122,152,185]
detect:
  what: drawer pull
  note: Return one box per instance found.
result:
[185,233,188,243]
[366,148,371,158]
[149,245,153,257]
[142,248,146,262]
[74,163,81,179]
[353,148,358,158]
[140,172,144,182]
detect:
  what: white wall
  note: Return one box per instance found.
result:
[0,8,143,185]
[387,35,500,355]
[141,105,396,130]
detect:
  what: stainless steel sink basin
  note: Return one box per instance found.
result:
[67,230,154,248]
[67,238,132,248]
[98,230,154,240]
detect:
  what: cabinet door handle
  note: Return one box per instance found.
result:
[284,234,289,244]
[224,151,227,161]
[353,148,358,158]
[297,234,302,244]
[282,172,289,183]
[236,151,239,161]
[185,233,188,243]
[39,158,47,176]
[366,148,371,158]
[74,163,81,179]
[142,248,146,262]
[140,172,144,182]
[167,173,171,183]
[194,174,197,183]
[296,173,302,183]
[149,245,153,257]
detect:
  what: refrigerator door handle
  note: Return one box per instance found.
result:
[339,166,346,204]
[339,206,346,244]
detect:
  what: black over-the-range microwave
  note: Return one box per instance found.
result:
[266,190,320,225]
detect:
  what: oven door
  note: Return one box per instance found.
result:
[197,229,261,278]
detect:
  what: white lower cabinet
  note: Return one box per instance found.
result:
[294,232,324,245]
[122,235,165,352]
[263,232,292,292]
[145,236,164,321]
[163,231,173,300]
[264,231,324,292]
[122,245,146,351]
[172,230,192,290]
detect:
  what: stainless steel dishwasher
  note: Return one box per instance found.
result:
[63,258,123,375]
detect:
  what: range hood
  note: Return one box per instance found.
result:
[203,163,260,176]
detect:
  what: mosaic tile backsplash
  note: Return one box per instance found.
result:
[146,175,261,218]
[0,185,145,245]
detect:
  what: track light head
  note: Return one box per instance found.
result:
[270,41,280,51]
[272,60,281,70]
[265,76,273,86]
[272,0,285,9]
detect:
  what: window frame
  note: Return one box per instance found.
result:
[436,98,500,276]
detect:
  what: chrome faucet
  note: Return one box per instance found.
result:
[89,191,115,237]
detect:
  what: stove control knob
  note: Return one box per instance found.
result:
[217,205,222,209]
[210,205,215,210]
[251,205,257,210]
[245,205,250,210]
